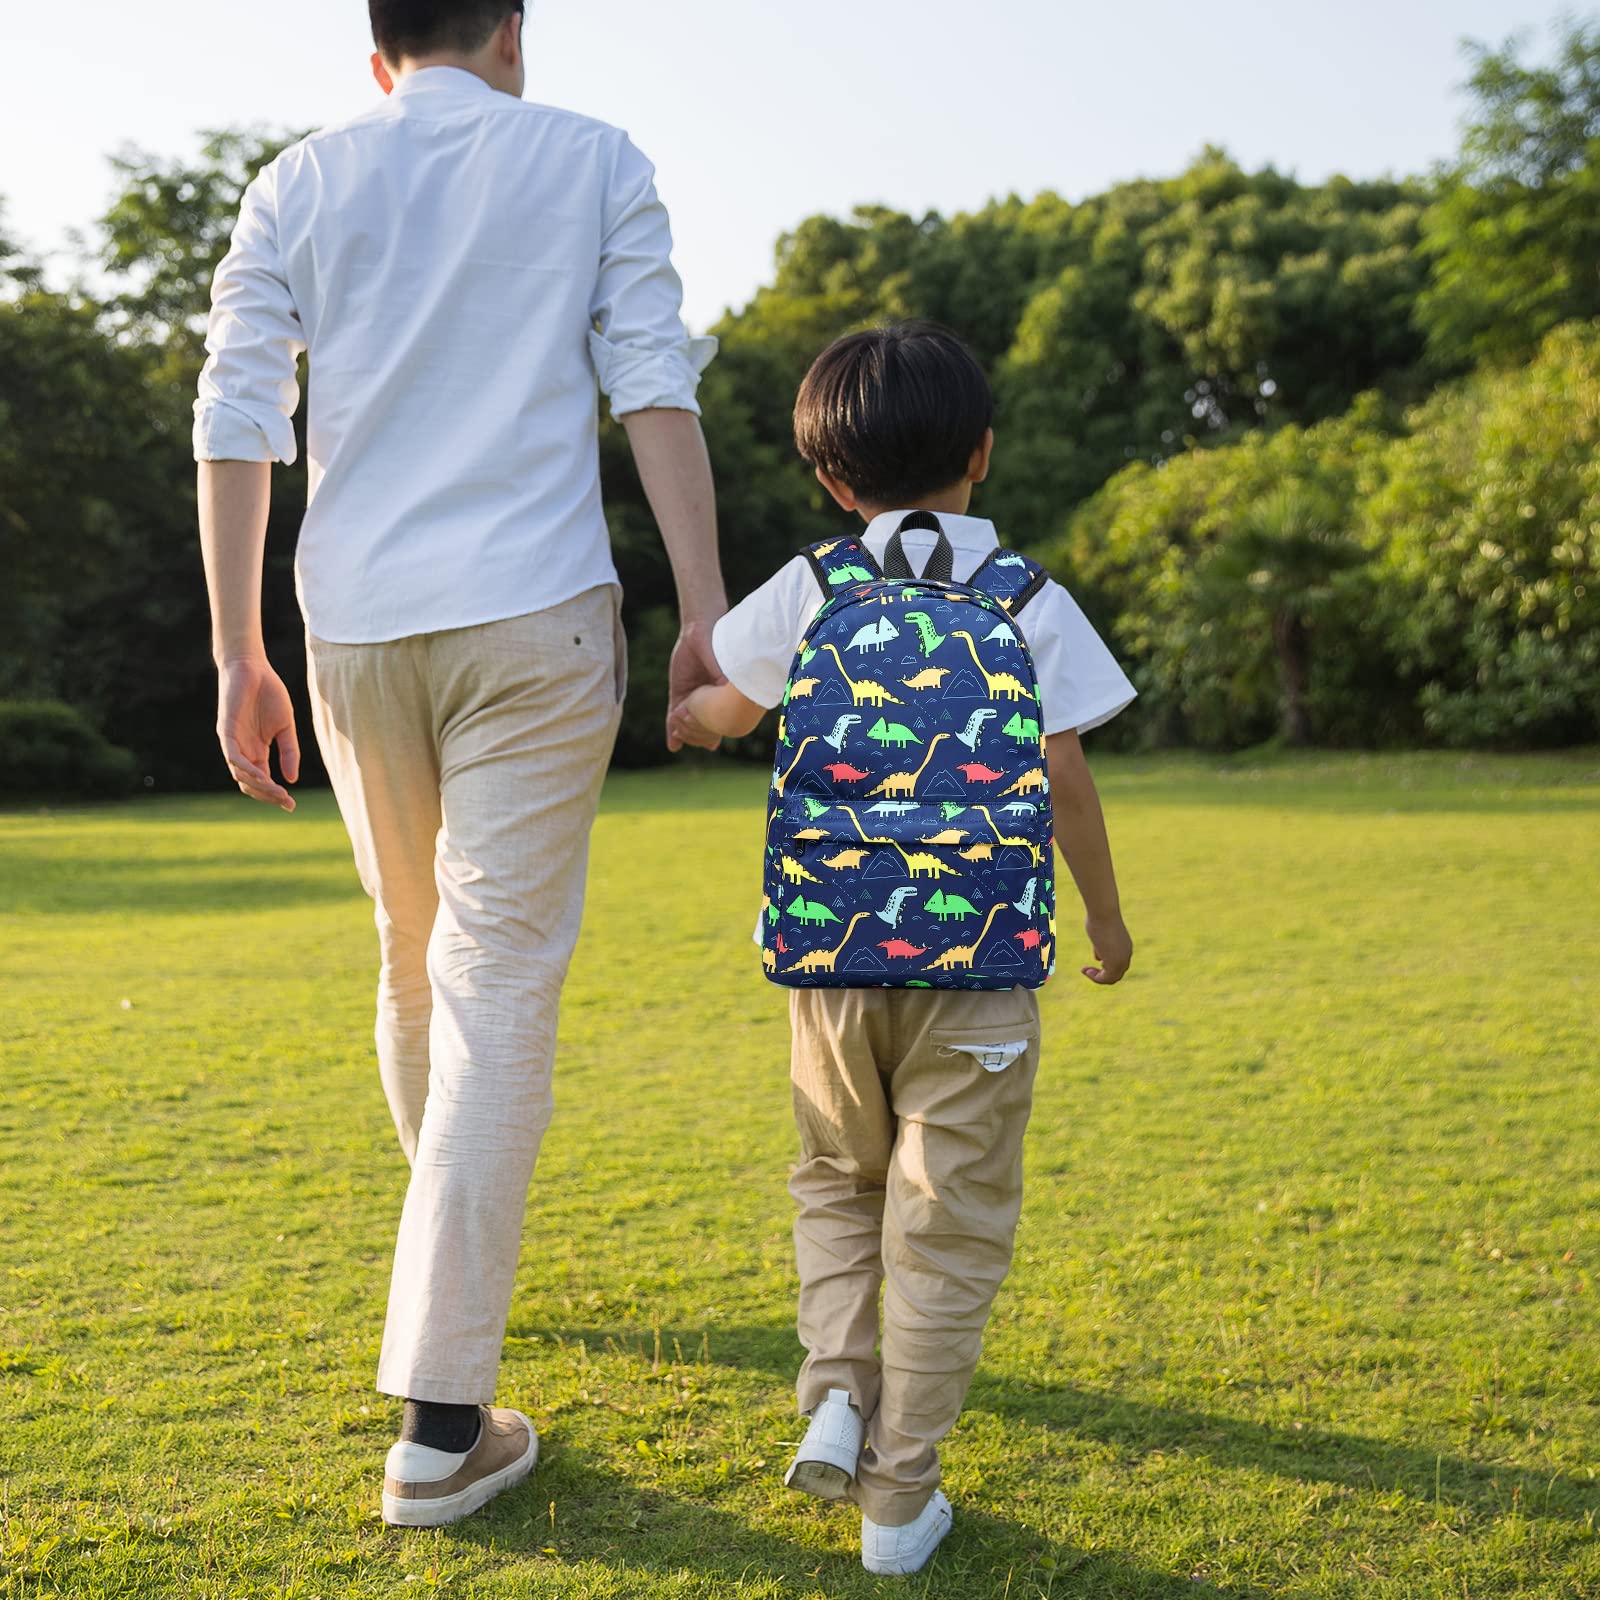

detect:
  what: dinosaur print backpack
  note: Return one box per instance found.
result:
[761,511,1056,991]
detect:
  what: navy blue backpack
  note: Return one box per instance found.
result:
[761,512,1056,991]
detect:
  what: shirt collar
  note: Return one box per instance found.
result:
[861,510,998,550]
[391,65,500,102]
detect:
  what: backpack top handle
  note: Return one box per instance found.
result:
[882,510,955,582]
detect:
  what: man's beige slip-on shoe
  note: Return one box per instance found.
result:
[382,1406,539,1528]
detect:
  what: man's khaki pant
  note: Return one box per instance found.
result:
[307,585,624,1403]
[788,985,1041,1527]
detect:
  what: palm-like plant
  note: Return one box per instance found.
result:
[1197,487,1372,745]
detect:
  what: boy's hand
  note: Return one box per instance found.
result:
[216,654,300,812]
[1082,912,1132,985]
[667,693,720,752]
[666,622,725,752]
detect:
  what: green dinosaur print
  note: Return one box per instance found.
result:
[827,564,876,585]
[867,717,921,749]
[904,611,946,657]
[940,802,968,820]
[924,890,979,921]
[1002,711,1042,743]
[803,799,832,820]
[788,895,840,926]
[800,645,817,669]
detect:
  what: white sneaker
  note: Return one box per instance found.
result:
[862,1489,954,1576]
[783,1387,863,1499]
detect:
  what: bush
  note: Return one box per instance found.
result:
[0,700,139,799]
[1367,320,1600,746]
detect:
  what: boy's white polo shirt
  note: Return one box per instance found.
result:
[710,511,1136,737]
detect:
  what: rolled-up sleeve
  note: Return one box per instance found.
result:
[588,135,715,418]
[193,161,304,464]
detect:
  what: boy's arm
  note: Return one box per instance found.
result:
[681,680,768,741]
[1046,729,1132,985]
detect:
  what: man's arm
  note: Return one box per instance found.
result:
[199,460,299,811]
[590,135,727,750]
[618,409,727,751]
[1046,729,1132,985]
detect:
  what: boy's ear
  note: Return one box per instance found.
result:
[815,466,859,514]
[372,52,396,94]
[968,427,995,486]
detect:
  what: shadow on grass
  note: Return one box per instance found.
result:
[0,846,362,915]
[534,1324,1598,1529]
[970,1375,1599,1527]
[435,1434,1220,1599]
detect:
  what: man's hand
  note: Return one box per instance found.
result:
[1082,912,1133,986]
[666,620,725,751]
[217,656,300,811]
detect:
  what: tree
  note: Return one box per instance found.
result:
[1366,319,1600,746]
[97,128,298,374]
[1418,20,1600,368]
[1195,487,1372,745]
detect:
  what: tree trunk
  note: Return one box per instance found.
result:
[1273,610,1312,745]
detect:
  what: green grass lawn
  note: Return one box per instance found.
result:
[2,750,1597,1599]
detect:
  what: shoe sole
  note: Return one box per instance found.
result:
[382,1428,539,1528]
[784,1456,853,1499]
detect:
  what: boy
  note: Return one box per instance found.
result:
[676,322,1134,1576]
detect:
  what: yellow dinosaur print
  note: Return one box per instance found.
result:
[921,902,1009,972]
[918,828,970,846]
[787,678,820,700]
[839,807,961,878]
[900,666,950,691]
[950,631,1033,702]
[813,539,843,559]
[819,644,903,708]
[783,911,872,976]
[869,732,951,799]
[793,827,828,842]
[972,805,1043,865]
[780,853,821,884]
[958,841,994,862]
[1000,767,1047,796]
[819,847,869,870]
[762,947,777,972]
[774,736,818,798]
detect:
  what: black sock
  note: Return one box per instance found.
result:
[401,1399,481,1454]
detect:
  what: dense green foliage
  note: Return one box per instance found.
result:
[1,23,1596,788]
[4,755,1599,1598]
[0,700,137,797]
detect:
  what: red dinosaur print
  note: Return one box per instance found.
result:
[957,762,1006,783]
[877,939,929,959]
[1013,929,1043,950]
[775,933,790,953]
[823,762,871,782]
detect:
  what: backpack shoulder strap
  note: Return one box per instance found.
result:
[967,547,1049,618]
[801,534,883,598]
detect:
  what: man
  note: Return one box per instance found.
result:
[195,0,725,1527]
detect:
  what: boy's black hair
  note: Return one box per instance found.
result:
[793,321,994,508]
[369,0,523,61]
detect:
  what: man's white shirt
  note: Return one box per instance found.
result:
[194,67,714,643]
[711,511,1136,737]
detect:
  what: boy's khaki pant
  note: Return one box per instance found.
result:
[307,585,625,1404]
[788,985,1041,1527]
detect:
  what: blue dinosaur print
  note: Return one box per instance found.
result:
[875,886,918,926]
[823,713,861,751]
[955,708,997,750]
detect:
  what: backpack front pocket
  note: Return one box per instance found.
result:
[762,799,1053,990]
